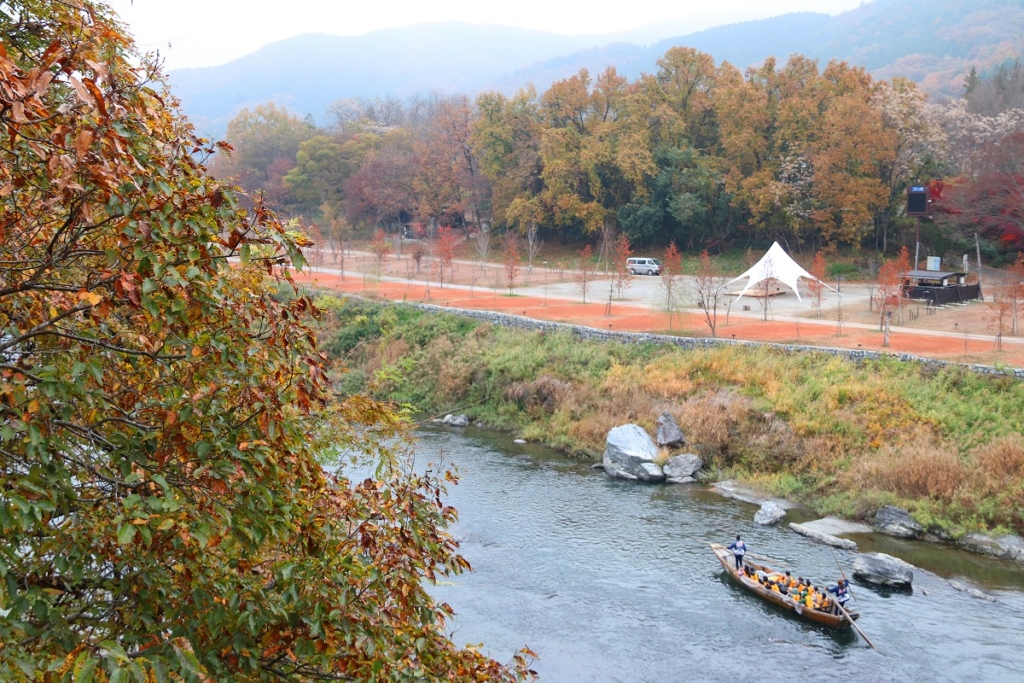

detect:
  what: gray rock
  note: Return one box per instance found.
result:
[873,506,923,539]
[442,413,469,427]
[949,580,997,602]
[590,463,606,471]
[958,533,1024,565]
[852,552,914,587]
[513,439,527,444]
[602,424,664,482]
[754,501,787,526]
[712,480,797,508]
[666,476,697,485]
[655,411,686,448]
[789,522,858,550]
[798,516,872,535]
[636,462,667,482]
[663,454,702,480]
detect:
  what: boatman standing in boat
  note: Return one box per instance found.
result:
[727,535,747,569]
[827,578,851,613]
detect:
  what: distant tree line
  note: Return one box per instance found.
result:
[211,51,1024,260]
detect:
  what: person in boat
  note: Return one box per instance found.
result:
[827,578,851,613]
[726,535,747,569]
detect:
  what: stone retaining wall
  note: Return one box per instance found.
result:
[403,302,1024,380]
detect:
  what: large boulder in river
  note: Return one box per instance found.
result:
[873,506,923,539]
[663,454,702,483]
[788,522,858,550]
[754,501,787,526]
[957,533,1024,565]
[602,424,665,482]
[853,552,914,587]
[655,411,686,448]
[442,413,469,427]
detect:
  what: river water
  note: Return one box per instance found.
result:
[416,426,1024,683]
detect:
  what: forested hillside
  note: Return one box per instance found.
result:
[170,0,1023,138]
[212,52,1024,261]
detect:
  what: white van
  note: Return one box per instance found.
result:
[626,257,662,275]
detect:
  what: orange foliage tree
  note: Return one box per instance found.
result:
[0,2,535,681]
[660,242,685,331]
[612,233,634,298]
[575,244,596,302]
[369,227,391,276]
[436,225,458,287]
[876,246,912,345]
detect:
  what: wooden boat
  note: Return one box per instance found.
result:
[711,543,858,629]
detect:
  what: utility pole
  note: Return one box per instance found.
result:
[975,232,984,301]
[914,216,921,269]
[907,185,929,268]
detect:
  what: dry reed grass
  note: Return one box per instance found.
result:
[505,375,572,415]
[676,391,746,462]
[969,435,1024,495]
[852,442,966,501]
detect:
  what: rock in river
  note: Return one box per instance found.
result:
[442,413,469,427]
[873,506,923,539]
[853,552,914,587]
[655,411,686,448]
[754,501,787,526]
[602,424,665,483]
[663,454,702,483]
[789,522,858,550]
[957,533,1024,565]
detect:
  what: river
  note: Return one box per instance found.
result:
[416,425,1024,683]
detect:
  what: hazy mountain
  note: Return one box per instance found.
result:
[504,0,1023,95]
[169,0,1024,139]
[169,23,604,138]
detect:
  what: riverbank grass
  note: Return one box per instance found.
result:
[318,296,1024,537]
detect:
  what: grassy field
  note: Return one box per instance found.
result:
[316,294,1024,538]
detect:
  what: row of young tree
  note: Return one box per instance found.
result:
[214,52,1024,260]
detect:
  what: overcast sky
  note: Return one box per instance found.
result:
[105,0,867,70]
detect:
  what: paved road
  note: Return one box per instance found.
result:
[305,254,1024,348]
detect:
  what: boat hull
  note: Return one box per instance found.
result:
[711,543,857,629]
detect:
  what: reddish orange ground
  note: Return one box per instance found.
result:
[294,270,1024,368]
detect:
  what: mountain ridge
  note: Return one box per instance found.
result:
[168,0,1024,139]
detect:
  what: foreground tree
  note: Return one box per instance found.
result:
[0,2,533,681]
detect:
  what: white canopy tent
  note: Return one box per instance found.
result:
[726,241,838,303]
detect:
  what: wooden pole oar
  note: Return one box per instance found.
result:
[834,599,878,652]
[829,546,857,600]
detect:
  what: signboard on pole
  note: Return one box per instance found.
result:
[907,186,930,216]
[926,256,941,271]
